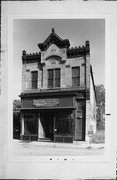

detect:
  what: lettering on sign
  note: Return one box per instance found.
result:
[33,98,59,107]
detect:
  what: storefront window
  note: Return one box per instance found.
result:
[24,113,38,135]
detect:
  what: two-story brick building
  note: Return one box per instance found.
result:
[19,28,96,143]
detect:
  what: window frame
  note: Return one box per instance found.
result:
[48,69,54,88]
[48,68,60,88]
[31,71,38,89]
[72,66,80,87]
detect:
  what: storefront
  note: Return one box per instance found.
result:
[20,91,86,143]
[18,29,96,144]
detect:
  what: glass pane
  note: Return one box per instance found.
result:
[32,81,37,89]
[55,69,60,78]
[48,69,53,79]
[32,71,38,80]
[24,114,38,134]
[48,79,53,88]
[55,78,60,87]
[32,71,38,89]
[72,77,80,86]
[72,67,80,77]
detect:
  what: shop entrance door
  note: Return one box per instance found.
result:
[39,112,55,141]
[54,111,73,143]
[39,111,73,143]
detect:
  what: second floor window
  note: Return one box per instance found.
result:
[48,69,60,88]
[31,71,38,89]
[72,67,80,87]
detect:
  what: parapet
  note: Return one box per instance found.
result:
[22,51,41,64]
[67,41,90,59]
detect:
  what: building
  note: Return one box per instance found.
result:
[19,28,96,143]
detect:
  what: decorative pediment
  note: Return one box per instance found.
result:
[22,29,90,65]
[43,44,61,59]
[38,28,70,51]
[41,43,67,64]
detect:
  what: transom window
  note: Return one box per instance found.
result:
[48,69,60,88]
[72,67,80,87]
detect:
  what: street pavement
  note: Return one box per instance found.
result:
[13,139,105,156]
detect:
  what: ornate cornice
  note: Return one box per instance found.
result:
[22,51,41,64]
[67,41,90,59]
[20,87,86,98]
[22,38,90,64]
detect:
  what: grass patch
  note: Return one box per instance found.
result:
[91,130,105,144]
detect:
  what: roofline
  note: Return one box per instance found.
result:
[43,29,63,44]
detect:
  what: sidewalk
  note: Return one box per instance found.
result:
[13,139,105,148]
[30,140,105,149]
[13,139,105,156]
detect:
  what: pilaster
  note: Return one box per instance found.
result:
[85,100,91,142]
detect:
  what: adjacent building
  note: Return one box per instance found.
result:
[19,28,96,143]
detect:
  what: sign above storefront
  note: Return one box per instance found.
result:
[33,98,59,107]
[22,97,73,108]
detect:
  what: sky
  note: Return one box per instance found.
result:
[13,19,105,99]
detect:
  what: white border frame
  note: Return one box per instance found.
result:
[8,13,110,163]
[1,1,116,179]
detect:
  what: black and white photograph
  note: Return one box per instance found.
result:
[12,19,105,157]
[1,1,117,179]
